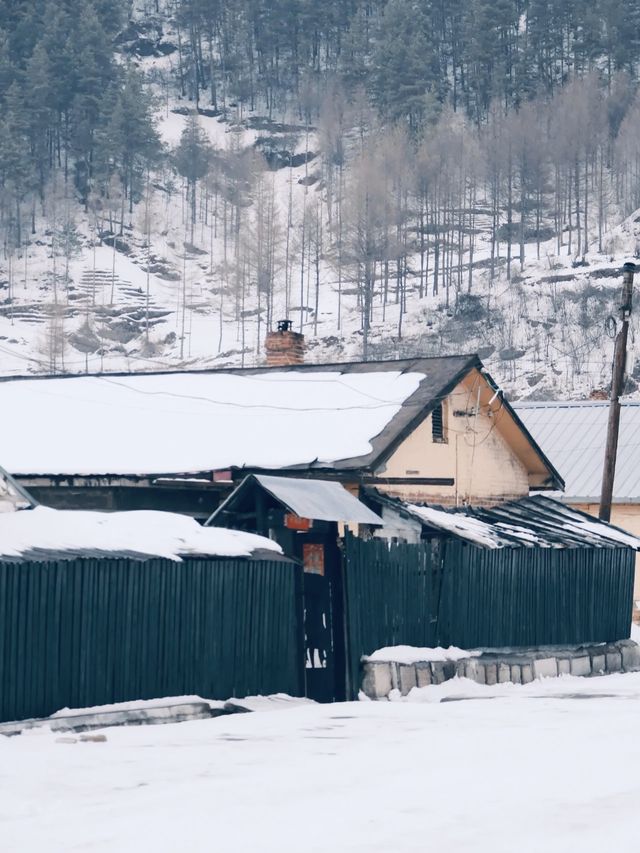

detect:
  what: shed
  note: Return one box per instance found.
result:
[348,492,640,654]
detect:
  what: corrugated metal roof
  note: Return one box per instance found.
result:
[210,475,383,525]
[254,475,383,524]
[370,492,640,549]
[514,400,640,502]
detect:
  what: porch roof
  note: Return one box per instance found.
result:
[208,474,383,526]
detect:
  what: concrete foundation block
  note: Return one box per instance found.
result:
[621,643,640,671]
[464,659,479,681]
[591,654,606,675]
[533,657,558,680]
[455,660,467,678]
[606,651,622,673]
[415,663,432,688]
[497,663,511,683]
[443,661,457,681]
[521,664,534,684]
[570,656,591,677]
[473,662,486,684]
[361,662,393,699]
[510,664,522,684]
[431,662,445,685]
[557,658,571,676]
[398,664,417,696]
[485,663,497,686]
[50,701,215,733]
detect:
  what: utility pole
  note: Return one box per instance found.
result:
[599,261,636,521]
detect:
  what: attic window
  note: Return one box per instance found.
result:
[432,402,447,443]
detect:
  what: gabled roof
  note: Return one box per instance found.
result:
[370,491,640,549]
[514,400,640,503]
[0,355,560,486]
[208,474,383,526]
[0,356,473,477]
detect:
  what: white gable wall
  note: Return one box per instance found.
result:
[376,380,529,505]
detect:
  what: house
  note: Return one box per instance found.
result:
[514,400,640,620]
[0,330,563,519]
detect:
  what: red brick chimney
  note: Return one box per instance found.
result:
[265,320,305,367]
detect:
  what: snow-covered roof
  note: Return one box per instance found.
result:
[0,357,478,477]
[0,507,282,562]
[209,474,384,525]
[514,400,640,503]
[372,493,640,549]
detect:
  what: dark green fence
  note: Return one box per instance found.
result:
[440,542,635,648]
[343,535,441,696]
[0,557,304,723]
[344,534,634,696]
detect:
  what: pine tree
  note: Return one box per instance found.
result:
[174,113,213,242]
[99,70,162,215]
[370,0,443,130]
[23,41,53,200]
[0,82,35,247]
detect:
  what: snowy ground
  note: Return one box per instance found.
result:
[4,673,640,852]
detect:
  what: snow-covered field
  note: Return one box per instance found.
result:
[4,673,640,852]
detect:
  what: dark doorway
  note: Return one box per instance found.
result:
[300,526,346,703]
[273,521,346,702]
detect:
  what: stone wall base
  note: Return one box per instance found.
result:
[361,640,640,700]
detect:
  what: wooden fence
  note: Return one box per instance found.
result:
[0,556,304,723]
[344,534,634,697]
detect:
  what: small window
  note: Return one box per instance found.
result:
[432,402,447,443]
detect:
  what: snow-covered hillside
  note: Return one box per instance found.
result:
[2,7,640,403]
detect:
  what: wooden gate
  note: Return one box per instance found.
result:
[299,528,346,703]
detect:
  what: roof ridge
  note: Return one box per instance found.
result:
[0,353,480,384]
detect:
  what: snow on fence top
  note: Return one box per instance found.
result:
[0,369,425,476]
[0,506,282,562]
